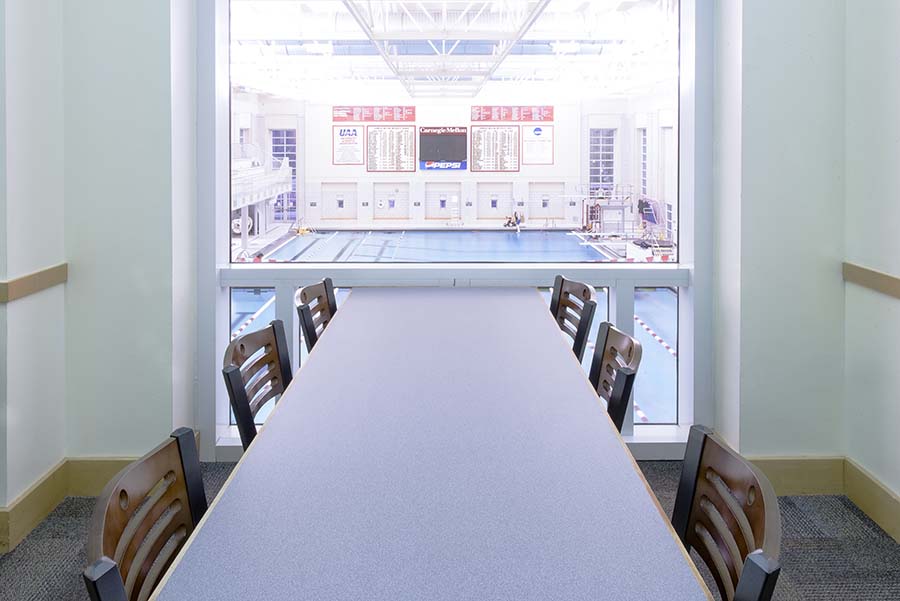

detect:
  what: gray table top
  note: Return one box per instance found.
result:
[155,288,709,600]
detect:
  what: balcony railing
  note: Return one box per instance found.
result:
[231,156,293,211]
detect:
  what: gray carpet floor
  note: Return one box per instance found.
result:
[1,461,898,600]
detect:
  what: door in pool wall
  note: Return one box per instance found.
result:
[321,182,358,220]
[528,182,566,221]
[424,182,462,220]
[373,183,410,220]
[476,182,514,220]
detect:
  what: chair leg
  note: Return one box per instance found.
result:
[735,551,781,601]
[83,557,127,601]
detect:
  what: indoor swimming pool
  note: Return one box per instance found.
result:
[261,230,609,263]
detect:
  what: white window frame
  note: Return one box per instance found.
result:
[196,0,713,462]
[639,128,648,196]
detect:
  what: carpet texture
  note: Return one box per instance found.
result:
[1,461,898,600]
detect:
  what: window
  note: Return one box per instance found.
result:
[639,128,648,196]
[270,129,297,222]
[589,128,616,196]
[211,0,696,456]
[633,287,678,424]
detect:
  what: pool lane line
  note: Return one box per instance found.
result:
[231,296,276,340]
[285,237,321,261]
[633,314,677,357]
[332,236,360,262]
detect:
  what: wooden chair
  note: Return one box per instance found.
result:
[588,322,642,432]
[296,277,338,352]
[549,275,597,361]
[672,425,782,601]
[222,319,293,450]
[83,428,207,601]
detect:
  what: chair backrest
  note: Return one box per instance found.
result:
[83,428,207,601]
[672,425,782,601]
[549,275,597,361]
[296,277,338,352]
[222,319,293,450]
[604,366,636,433]
[588,321,642,402]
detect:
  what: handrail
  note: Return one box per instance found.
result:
[0,263,68,303]
[843,262,900,300]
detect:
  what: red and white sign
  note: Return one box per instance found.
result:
[333,106,416,122]
[470,106,554,122]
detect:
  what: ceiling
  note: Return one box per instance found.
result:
[230,0,679,100]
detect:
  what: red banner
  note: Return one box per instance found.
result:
[470,106,554,122]
[333,106,416,122]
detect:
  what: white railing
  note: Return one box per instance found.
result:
[230,157,293,211]
[218,262,690,439]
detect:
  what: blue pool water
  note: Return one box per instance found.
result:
[265,230,608,262]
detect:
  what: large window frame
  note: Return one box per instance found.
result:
[196,0,713,462]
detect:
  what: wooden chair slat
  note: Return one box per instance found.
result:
[549,275,597,362]
[222,320,293,451]
[589,322,642,404]
[83,429,207,601]
[296,278,338,353]
[672,426,782,601]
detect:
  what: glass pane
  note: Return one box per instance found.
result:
[633,287,678,424]
[229,0,679,263]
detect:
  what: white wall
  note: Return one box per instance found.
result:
[843,0,900,494]
[711,0,846,457]
[711,0,742,447]
[171,0,198,430]
[233,91,677,231]
[0,0,8,506]
[63,0,177,456]
[1,0,67,505]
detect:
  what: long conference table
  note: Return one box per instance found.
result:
[154,288,711,600]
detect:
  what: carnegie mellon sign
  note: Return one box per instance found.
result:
[419,126,468,170]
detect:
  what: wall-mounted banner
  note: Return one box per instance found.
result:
[471,125,520,172]
[332,125,364,165]
[367,126,416,172]
[419,126,468,170]
[471,106,554,122]
[522,125,554,165]
[333,106,416,122]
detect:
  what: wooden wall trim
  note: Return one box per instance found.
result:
[843,262,900,300]
[0,457,135,553]
[0,263,68,303]
[845,459,900,543]
[751,455,900,543]
[750,456,845,496]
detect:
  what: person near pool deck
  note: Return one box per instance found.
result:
[514,211,522,233]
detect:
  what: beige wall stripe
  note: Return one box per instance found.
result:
[0,263,68,303]
[843,262,900,300]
